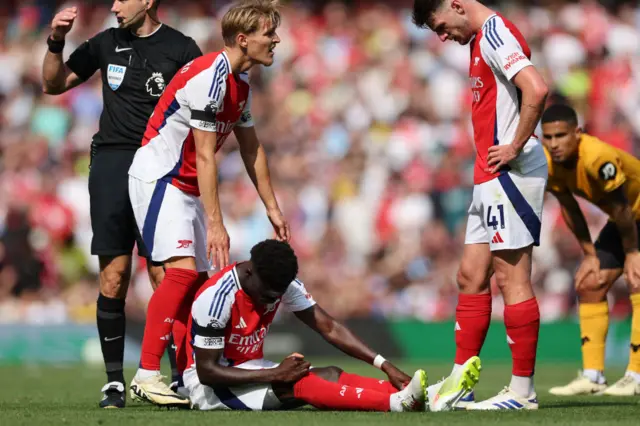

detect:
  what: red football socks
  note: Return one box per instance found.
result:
[338,372,398,393]
[171,273,208,375]
[454,293,492,365]
[139,268,199,370]
[294,373,391,411]
[504,297,540,376]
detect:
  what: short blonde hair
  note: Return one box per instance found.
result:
[221,0,281,46]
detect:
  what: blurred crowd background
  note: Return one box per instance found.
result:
[0,0,638,325]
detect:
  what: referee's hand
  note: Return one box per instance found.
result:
[51,7,78,41]
[207,220,230,270]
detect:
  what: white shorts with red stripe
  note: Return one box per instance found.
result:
[184,358,284,411]
[129,175,212,272]
[464,165,548,251]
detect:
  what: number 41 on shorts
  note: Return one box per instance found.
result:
[486,204,505,230]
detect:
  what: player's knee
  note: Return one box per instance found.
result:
[576,274,610,303]
[311,366,343,382]
[493,269,510,293]
[99,265,131,298]
[457,267,488,294]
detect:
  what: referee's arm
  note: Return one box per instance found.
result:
[42,48,84,95]
[42,7,92,95]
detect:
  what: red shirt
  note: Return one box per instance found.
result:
[129,51,253,196]
[469,14,546,184]
[187,264,315,367]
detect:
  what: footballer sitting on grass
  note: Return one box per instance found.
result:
[175,239,481,411]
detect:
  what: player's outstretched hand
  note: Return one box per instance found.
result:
[382,362,412,390]
[51,7,78,41]
[575,254,603,291]
[273,355,311,384]
[267,208,291,242]
[207,219,230,270]
[485,144,519,174]
[624,251,640,291]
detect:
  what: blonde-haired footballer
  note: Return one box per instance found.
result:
[127,0,290,407]
[542,104,640,397]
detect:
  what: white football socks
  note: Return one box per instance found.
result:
[136,368,161,380]
[510,375,534,398]
[626,370,640,384]
[583,369,606,384]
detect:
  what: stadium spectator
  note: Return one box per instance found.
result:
[0,0,637,330]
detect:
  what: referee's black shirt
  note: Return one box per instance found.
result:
[66,25,202,150]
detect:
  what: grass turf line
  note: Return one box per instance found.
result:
[1,361,637,425]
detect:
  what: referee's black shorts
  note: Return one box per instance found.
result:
[595,220,640,270]
[88,147,148,258]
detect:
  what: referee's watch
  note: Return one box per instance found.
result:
[47,35,65,54]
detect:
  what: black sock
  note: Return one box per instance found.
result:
[97,294,126,385]
[167,335,180,383]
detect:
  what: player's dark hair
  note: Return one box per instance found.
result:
[541,104,578,127]
[413,0,446,28]
[250,239,298,293]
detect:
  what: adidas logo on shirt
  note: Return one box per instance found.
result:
[491,232,504,244]
[235,317,247,329]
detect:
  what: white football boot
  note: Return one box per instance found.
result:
[390,369,428,412]
[549,372,607,396]
[130,374,191,408]
[603,374,640,396]
[467,386,538,410]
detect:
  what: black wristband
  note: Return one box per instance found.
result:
[47,36,65,54]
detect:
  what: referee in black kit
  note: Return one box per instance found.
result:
[41,1,201,408]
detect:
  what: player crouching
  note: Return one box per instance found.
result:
[176,240,480,412]
[542,104,640,397]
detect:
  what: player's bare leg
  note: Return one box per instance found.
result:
[130,256,198,407]
[468,246,540,410]
[147,263,165,290]
[97,254,132,408]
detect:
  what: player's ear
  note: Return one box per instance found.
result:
[237,33,249,49]
[575,126,582,138]
[451,0,464,15]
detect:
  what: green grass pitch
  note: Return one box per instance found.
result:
[1,360,638,425]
